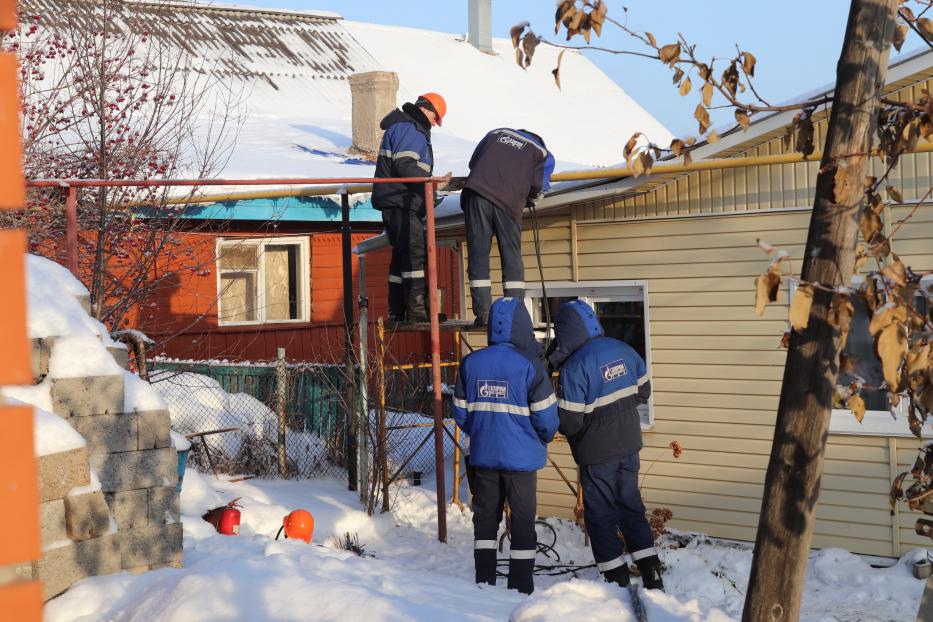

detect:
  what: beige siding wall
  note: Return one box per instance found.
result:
[529,207,932,558]
[456,72,933,558]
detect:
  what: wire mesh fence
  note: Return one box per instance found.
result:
[149,356,461,488]
[150,360,350,479]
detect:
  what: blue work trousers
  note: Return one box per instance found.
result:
[580,453,656,574]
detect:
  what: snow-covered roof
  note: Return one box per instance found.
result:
[27,1,670,184]
[344,21,672,170]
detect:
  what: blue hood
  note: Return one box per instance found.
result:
[548,300,604,369]
[488,297,542,359]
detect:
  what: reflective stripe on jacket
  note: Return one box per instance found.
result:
[372,104,434,214]
[552,300,651,465]
[452,297,559,471]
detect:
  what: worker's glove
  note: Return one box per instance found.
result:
[438,176,465,192]
[525,193,542,209]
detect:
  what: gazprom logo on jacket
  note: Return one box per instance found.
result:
[600,359,628,382]
[497,134,526,150]
[477,380,509,399]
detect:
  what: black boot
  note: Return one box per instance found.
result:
[407,289,429,323]
[387,281,406,322]
[635,555,665,591]
[603,564,630,587]
[406,283,447,324]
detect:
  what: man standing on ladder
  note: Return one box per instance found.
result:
[462,128,555,327]
[452,297,559,594]
[548,300,665,591]
[372,92,448,323]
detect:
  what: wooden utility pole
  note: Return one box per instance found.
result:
[743,2,899,621]
[276,347,287,477]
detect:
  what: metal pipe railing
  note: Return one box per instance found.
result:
[24,174,451,543]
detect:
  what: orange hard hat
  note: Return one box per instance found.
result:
[283,509,314,543]
[417,92,447,126]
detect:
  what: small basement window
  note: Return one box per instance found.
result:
[525,281,654,428]
[216,237,310,326]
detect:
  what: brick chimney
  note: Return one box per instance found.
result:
[348,71,399,157]
[468,0,494,54]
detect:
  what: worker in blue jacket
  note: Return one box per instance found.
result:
[372,93,447,323]
[548,300,664,591]
[462,128,555,326]
[452,297,559,594]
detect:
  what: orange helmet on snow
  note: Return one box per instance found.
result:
[416,92,447,126]
[283,509,314,543]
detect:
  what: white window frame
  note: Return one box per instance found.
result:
[793,275,932,437]
[216,236,311,326]
[523,280,655,430]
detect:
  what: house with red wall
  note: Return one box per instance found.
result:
[49,1,668,365]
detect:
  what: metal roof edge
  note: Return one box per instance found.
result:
[121,0,344,21]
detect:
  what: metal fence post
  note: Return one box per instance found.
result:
[63,184,78,276]
[357,254,369,503]
[424,180,447,543]
[341,189,357,491]
[277,347,287,477]
[377,318,389,513]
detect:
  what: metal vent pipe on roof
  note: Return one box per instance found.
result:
[468,0,494,54]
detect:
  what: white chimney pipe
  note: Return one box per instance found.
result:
[468,0,494,54]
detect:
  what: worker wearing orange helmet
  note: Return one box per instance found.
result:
[372,92,449,323]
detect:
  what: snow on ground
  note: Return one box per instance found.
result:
[44,469,927,622]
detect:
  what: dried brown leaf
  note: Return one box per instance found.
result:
[645,31,657,47]
[631,151,645,177]
[907,343,931,376]
[624,132,641,158]
[707,131,720,144]
[877,321,908,390]
[894,22,909,51]
[891,471,909,510]
[670,138,685,157]
[683,149,693,166]
[789,284,814,331]
[521,32,539,68]
[702,81,713,107]
[920,18,933,41]
[552,49,565,90]
[847,394,866,423]
[735,109,750,129]
[757,239,775,255]
[672,67,684,85]
[510,22,527,49]
[829,297,855,351]
[795,117,815,157]
[695,104,711,135]
[881,256,908,287]
[885,185,904,203]
[860,207,883,244]
[754,265,782,315]
[638,151,654,177]
[659,43,681,65]
[742,50,757,76]
[679,76,692,97]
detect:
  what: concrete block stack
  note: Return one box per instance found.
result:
[19,313,182,600]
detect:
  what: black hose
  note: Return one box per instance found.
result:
[528,200,552,353]
[495,520,596,576]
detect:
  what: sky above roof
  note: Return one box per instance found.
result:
[234,0,859,137]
